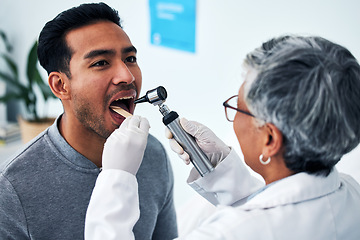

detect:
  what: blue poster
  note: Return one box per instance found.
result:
[149,0,196,53]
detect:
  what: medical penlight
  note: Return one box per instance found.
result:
[135,86,214,177]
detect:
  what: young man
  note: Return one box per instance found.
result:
[0,3,177,239]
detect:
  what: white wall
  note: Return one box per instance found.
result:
[1,0,360,208]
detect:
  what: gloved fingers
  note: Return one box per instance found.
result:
[127,115,141,128]
[118,115,131,131]
[121,115,150,133]
[169,138,184,155]
[110,116,150,143]
[102,115,149,175]
[179,118,199,137]
[179,118,232,165]
[138,117,151,132]
[164,127,173,139]
[111,116,136,140]
[168,138,190,164]
[179,152,191,165]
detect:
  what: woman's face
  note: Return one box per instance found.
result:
[233,71,267,174]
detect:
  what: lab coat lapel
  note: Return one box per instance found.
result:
[241,169,341,210]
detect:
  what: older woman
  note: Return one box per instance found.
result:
[85,35,360,239]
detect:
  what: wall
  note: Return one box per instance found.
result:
[1,0,360,208]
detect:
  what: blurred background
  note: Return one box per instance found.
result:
[1,0,360,210]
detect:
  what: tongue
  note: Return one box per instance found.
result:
[111,101,129,111]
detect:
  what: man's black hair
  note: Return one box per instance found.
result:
[37,2,121,77]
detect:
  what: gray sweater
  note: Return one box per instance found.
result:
[0,116,177,239]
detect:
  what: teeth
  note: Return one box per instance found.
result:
[115,96,133,101]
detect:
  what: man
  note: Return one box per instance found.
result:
[0,3,177,239]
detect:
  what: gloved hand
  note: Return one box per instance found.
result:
[102,115,150,175]
[165,118,231,167]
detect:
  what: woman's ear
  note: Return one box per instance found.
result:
[48,72,70,100]
[263,123,283,157]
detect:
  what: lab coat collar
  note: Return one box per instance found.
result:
[242,168,341,210]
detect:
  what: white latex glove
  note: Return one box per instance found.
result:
[165,118,231,166]
[102,115,150,175]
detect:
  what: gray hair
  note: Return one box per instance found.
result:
[243,35,360,176]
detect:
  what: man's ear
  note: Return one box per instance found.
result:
[48,72,70,100]
[262,123,283,158]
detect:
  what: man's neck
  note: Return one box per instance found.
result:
[58,114,105,167]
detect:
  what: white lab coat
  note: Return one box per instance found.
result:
[85,149,360,240]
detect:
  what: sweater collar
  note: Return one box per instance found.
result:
[47,115,100,172]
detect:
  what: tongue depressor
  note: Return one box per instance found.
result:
[110,106,132,118]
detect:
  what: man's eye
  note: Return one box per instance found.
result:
[92,60,109,67]
[125,56,137,63]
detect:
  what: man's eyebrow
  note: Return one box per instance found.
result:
[84,49,116,59]
[123,46,137,54]
[84,46,137,59]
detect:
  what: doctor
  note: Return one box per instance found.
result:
[85,35,360,239]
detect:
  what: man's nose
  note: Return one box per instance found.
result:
[112,61,135,85]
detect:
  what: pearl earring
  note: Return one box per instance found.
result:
[259,154,271,165]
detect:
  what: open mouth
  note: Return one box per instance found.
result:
[109,96,134,116]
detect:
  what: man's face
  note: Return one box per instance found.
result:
[65,21,141,139]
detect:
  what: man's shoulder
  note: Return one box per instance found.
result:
[0,129,52,175]
[147,133,162,145]
[140,134,173,179]
[145,134,166,154]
